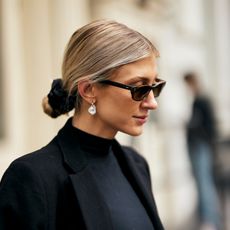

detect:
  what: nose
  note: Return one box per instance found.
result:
[141,91,158,110]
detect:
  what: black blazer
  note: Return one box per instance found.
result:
[0,119,164,230]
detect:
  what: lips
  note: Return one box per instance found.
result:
[133,115,148,124]
[133,115,148,119]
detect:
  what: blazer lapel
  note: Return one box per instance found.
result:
[56,119,113,230]
[69,168,113,230]
[112,141,164,230]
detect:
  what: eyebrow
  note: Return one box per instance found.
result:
[125,74,159,84]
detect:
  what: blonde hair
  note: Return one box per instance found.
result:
[43,19,159,117]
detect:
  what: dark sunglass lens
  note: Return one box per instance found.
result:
[133,86,151,101]
[153,83,164,97]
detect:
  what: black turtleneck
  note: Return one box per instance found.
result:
[71,123,154,230]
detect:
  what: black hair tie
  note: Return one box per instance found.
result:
[47,79,76,117]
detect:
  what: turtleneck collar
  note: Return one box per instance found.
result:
[65,117,114,155]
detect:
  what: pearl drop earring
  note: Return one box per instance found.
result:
[88,102,96,115]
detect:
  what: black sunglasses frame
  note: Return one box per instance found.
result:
[99,78,166,101]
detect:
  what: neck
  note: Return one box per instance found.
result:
[72,111,117,140]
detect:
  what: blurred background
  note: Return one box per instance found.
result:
[0,0,229,229]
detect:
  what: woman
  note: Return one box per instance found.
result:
[0,19,166,230]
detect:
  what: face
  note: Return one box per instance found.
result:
[94,55,159,138]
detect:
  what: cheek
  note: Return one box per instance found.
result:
[98,97,132,116]
[96,92,144,136]
[97,93,137,122]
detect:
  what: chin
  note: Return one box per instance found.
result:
[125,128,143,136]
[131,132,142,137]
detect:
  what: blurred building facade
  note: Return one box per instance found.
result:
[0,0,230,229]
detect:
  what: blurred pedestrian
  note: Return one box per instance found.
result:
[184,72,221,230]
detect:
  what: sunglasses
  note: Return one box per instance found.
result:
[99,78,166,101]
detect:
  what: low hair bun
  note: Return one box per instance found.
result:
[42,79,76,118]
[42,96,55,117]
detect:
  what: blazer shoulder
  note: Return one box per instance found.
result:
[13,137,61,165]
[1,137,64,184]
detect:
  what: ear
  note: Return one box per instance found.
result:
[77,80,96,104]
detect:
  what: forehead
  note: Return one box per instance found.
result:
[111,56,158,82]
